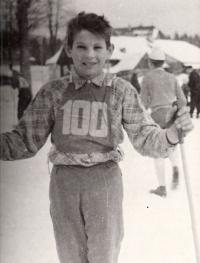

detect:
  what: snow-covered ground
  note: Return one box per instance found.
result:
[0,75,200,263]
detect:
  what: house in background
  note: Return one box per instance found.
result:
[45,46,72,79]
[152,39,200,69]
[45,30,200,84]
[112,25,166,40]
[108,36,184,81]
[109,52,183,82]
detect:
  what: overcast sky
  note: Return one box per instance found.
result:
[73,0,200,37]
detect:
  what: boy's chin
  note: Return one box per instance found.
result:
[77,70,101,80]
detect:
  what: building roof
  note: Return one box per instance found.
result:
[152,39,200,69]
[45,46,64,65]
[109,53,145,74]
[110,36,151,60]
[113,25,163,39]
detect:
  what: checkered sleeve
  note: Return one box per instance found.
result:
[0,83,55,161]
[140,76,150,109]
[122,82,175,158]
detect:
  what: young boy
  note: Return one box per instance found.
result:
[140,47,187,197]
[0,12,193,263]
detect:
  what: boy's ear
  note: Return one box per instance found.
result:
[65,46,72,57]
[107,44,114,58]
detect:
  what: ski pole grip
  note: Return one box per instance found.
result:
[172,101,184,144]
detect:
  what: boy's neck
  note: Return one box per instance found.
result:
[72,68,103,80]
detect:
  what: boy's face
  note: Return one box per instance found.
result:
[65,30,113,79]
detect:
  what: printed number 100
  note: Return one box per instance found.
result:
[61,100,108,137]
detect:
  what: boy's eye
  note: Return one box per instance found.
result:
[95,46,102,49]
[77,45,85,49]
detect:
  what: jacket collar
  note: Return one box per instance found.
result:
[70,68,114,89]
[153,67,165,72]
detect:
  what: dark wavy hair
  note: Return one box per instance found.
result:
[66,12,112,48]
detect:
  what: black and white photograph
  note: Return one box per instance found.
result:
[0,0,200,262]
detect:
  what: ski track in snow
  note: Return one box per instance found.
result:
[0,83,199,263]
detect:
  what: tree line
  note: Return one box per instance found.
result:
[2,29,62,66]
[173,32,200,49]
[1,0,75,92]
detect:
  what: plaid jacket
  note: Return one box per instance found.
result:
[0,70,175,166]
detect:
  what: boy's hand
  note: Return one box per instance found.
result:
[166,106,194,144]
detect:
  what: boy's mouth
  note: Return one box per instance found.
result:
[83,62,96,66]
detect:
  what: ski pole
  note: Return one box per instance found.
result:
[173,101,200,263]
[9,85,16,127]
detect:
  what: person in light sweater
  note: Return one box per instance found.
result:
[140,47,187,197]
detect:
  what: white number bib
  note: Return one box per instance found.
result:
[61,100,108,137]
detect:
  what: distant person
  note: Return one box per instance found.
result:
[11,70,20,89]
[181,82,190,106]
[12,70,32,120]
[188,69,200,118]
[130,70,141,93]
[140,47,187,197]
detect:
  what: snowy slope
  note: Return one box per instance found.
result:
[0,83,199,263]
[119,121,200,263]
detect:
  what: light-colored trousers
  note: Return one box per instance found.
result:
[49,162,124,263]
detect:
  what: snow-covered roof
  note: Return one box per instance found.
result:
[109,37,173,73]
[108,36,153,73]
[152,39,200,69]
[109,53,144,74]
[0,65,13,77]
[110,36,151,60]
[108,53,169,74]
[45,46,64,65]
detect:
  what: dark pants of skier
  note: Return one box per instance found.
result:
[49,161,124,263]
[190,92,200,116]
[18,88,32,120]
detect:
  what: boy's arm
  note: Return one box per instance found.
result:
[140,77,150,109]
[165,105,193,144]
[0,85,54,161]
[121,83,192,159]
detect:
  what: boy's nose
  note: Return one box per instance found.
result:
[86,48,94,58]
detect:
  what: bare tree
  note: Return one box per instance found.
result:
[16,0,32,88]
[2,0,75,92]
[47,0,61,55]
[1,0,18,70]
[46,0,75,56]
